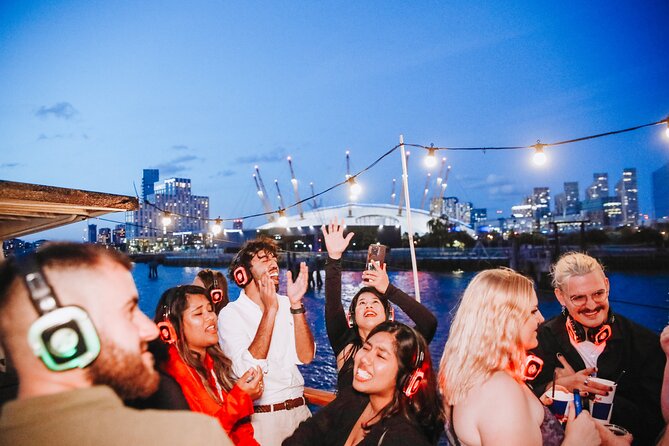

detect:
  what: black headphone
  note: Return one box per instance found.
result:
[209,272,224,304]
[401,335,425,398]
[229,253,253,288]
[347,293,394,328]
[566,313,614,345]
[14,255,100,371]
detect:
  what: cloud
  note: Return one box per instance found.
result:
[212,170,236,178]
[0,162,21,169]
[459,173,514,190]
[171,144,189,151]
[37,133,74,141]
[35,102,78,120]
[151,155,200,176]
[235,148,287,164]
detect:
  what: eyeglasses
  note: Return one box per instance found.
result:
[568,289,608,307]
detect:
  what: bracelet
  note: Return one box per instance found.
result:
[290,305,306,315]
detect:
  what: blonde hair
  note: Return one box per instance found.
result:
[551,252,605,291]
[438,268,535,406]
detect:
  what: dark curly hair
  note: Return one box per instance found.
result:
[228,236,278,286]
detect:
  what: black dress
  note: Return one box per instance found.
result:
[283,389,433,446]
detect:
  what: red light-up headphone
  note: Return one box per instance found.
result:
[157,302,177,345]
[566,314,614,345]
[229,252,253,288]
[521,354,544,381]
[209,274,224,304]
[402,334,425,398]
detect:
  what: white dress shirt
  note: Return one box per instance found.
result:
[217,289,308,405]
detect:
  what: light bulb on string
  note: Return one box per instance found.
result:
[162,212,172,227]
[532,142,547,166]
[277,210,288,227]
[665,120,669,138]
[348,177,362,196]
[424,144,437,168]
[211,218,222,235]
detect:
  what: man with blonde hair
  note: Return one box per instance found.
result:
[0,243,232,446]
[531,251,664,445]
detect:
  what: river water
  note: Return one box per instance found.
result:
[133,264,669,392]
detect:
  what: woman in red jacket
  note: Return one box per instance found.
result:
[155,285,263,445]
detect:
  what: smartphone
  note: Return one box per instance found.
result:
[367,244,387,271]
[573,390,582,416]
[245,369,256,383]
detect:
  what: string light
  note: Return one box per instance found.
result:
[665,120,669,138]
[211,218,222,235]
[532,142,547,166]
[139,117,667,225]
[348,176,362,196]
[161,212,172,227]
[424,144,437,168]
[277,210,288,226]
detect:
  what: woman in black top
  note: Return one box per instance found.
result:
[322,218,437,392]
[284,321,444,445]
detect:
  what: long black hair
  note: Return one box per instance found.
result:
[361,321,444,444]
[154,285,235,402]
[340,287,393,377]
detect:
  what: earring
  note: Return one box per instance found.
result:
[561,306,568,317]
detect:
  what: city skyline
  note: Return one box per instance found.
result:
[2,1,668,241]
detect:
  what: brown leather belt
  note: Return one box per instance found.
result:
[254,396,306,413]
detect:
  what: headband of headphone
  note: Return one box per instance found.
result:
[14,255,101,371]
[347,293,394,328]
[566,313,614,345]
[401,334,425,398]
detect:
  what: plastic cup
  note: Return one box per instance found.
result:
[543,389,573,423]
[588,377,617,423]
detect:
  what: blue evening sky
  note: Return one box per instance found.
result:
[1,1,668,241]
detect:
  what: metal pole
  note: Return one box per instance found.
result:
[399,135,421,302]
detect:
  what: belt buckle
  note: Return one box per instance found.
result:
[285,398,295,410]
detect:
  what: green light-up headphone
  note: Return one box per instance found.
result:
[15,255,100,371]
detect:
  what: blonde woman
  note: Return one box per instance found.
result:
[438,268,625,446]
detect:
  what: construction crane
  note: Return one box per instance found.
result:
[253,166,275,222]
[390,178,397,205]
[420,173,432,210]
[432,157,448,201]
[274,179,286,211]
[286,156,304,219]
[309,182,319,209]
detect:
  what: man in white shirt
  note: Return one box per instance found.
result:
[219,237,315,446]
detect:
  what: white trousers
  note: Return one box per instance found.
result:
[251,405,311,446]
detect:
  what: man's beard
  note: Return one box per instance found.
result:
[87,338,159,400]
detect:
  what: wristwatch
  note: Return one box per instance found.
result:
[290,305,306,314]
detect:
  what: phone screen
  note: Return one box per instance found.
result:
[367,244,387,270]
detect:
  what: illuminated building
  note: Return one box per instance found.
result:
[615,168,638,225]
[652,162,669,220]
